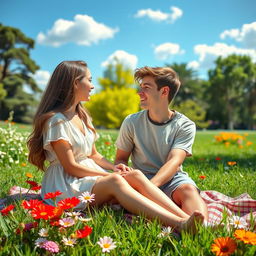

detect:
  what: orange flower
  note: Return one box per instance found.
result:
[246,141,253,146]
[199,175,206,180]
[238,145,243,149]
[225,142,230,147]
[26,172,33,178]
[227,161,236,166]
[105,141,111,146]
[211,237,237,256]
[234,229,256,245]
[21,163,27,167]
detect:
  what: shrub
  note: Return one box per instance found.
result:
[85,88,140,128]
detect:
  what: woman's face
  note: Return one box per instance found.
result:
[75,68,94,102]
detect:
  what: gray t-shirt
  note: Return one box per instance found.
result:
[116,110,196,175]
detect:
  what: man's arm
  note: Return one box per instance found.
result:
[115,148,131,166]
[150,148,187,187]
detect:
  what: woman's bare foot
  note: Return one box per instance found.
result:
[178,210,205,234]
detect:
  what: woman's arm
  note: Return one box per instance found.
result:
[51,140,110,178]
[88,144,116,171]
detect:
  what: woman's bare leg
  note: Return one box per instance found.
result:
[92,174,204,232]
[121,170,189,218]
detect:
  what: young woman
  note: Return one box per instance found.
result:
[27,61,204,232]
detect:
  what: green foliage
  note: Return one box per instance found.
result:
[86,88,140,128]
[207,54,256,129]
[98,60,135,90]
[0,23,41,123]
[175,99,209,129]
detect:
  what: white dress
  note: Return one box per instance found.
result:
[41,113,107,209]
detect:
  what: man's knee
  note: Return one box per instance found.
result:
[172,184,199,202]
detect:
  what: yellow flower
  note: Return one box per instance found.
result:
[211,237,237,256]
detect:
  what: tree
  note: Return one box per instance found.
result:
[0,24,41,123]
[207,55,256,130]
[166,63,209,128]
[86,61,139,128]
[98,60,135,90]
[166,63,206,105]
[86,88,140,128]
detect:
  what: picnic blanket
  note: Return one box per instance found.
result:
[1,188,256,228]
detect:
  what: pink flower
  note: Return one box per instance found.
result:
[41,240,59,253]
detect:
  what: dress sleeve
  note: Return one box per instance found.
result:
[171,121,196,156]
[43,116,72,153]
[116,115,134,152]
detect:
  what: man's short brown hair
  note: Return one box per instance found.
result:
[134,66,181,103]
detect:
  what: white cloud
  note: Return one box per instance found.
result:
[37,14,119,47]
[193,42,256,69]
[220,22,256,49]
[32,70,51,89]
[101,50,138,70]
[134,6,183,23]
[187,61,200,70]
[154,42,185,60]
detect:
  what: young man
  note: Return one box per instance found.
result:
[115,66,208,219]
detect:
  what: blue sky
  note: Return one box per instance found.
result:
[1,0,256,91]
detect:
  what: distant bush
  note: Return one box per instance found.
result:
[175,99,209,129]
[85,88,140,128]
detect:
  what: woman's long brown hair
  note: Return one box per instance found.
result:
[27,61,95,171]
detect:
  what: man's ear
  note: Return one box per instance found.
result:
[161,86,169,97]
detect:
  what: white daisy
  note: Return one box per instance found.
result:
[62,237,77,247]
[78,192,95,203]
[97,236,117,253]
[38,228,49,237]
[158,226,173,237]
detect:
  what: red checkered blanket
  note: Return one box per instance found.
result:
[200,190,256,227]
[1,188,256,228]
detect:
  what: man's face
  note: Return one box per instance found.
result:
[138,76,162,109]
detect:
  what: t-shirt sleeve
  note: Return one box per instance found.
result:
[43,116,72,153]
[171,121,196,156]
[116,116,134,152]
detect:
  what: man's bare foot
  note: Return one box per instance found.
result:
[178,210,205,234]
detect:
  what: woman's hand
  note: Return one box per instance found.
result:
[113,163,133,176]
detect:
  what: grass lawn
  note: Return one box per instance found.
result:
[0,122,256,255]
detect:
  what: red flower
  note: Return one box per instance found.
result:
[0,204,15,216]
[105,141,111,146]
[31,204,55,220]
[44,190,62,199]
[26,180,39,187]
[57,197,80,210]
[21,199,43,210]
[199,175,206,180]
[31,185,42,191]
[76,225,93,238]
[50,206,64,220]
[215,157,221,161]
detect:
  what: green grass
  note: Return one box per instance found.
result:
[0,123,256,255]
